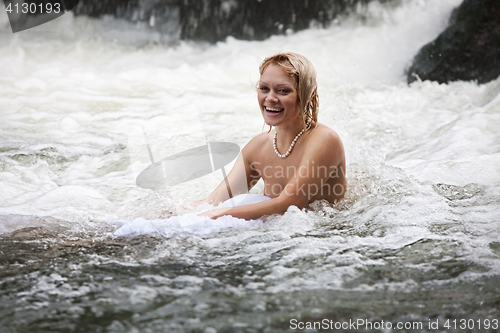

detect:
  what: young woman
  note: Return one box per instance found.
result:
[199,53,346,220]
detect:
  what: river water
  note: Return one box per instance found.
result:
[1,0,500,332]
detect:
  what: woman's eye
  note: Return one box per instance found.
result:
[278,89,290,94]
[259,87,269,91]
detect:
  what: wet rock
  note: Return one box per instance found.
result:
[178,0,382,42]
[73,0,141,18]
[407,0,500,84]
[72,0,395,42]
[73,0,179,25]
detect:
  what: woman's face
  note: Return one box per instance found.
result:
[258,63,301,128]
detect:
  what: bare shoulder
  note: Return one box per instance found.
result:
[240,132,270,160]
[304,123,345,163]
[243,132,269,151]
[249,131,270,145]
[307,123,343,148]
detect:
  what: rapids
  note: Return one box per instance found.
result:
[1,0,499,332]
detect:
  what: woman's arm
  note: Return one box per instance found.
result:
[201,140,261,206]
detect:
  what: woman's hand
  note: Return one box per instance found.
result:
[190,198,208,207]
[177,198,206,211]
[198,207,229,219]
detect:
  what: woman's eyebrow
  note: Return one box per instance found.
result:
[258,81,292,87]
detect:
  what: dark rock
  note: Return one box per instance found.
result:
[72,0,395,43]
[73,0,181,39]
[73,0,173,21]
[407,0,500,85]
[178,0,389,43]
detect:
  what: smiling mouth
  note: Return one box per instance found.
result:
[266,107,283,113]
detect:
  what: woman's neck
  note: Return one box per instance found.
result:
[274,122,306,150]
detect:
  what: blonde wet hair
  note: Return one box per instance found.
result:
[259,52,319,131]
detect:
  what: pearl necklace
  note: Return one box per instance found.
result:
[273,128,305,158]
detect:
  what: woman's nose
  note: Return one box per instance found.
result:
[266,91,278,103]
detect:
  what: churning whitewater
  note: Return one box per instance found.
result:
[1,0,499,332]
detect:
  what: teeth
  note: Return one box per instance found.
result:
[266,107,283,112]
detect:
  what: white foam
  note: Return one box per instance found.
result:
[114,194,270,238]
[0,0,498,277]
